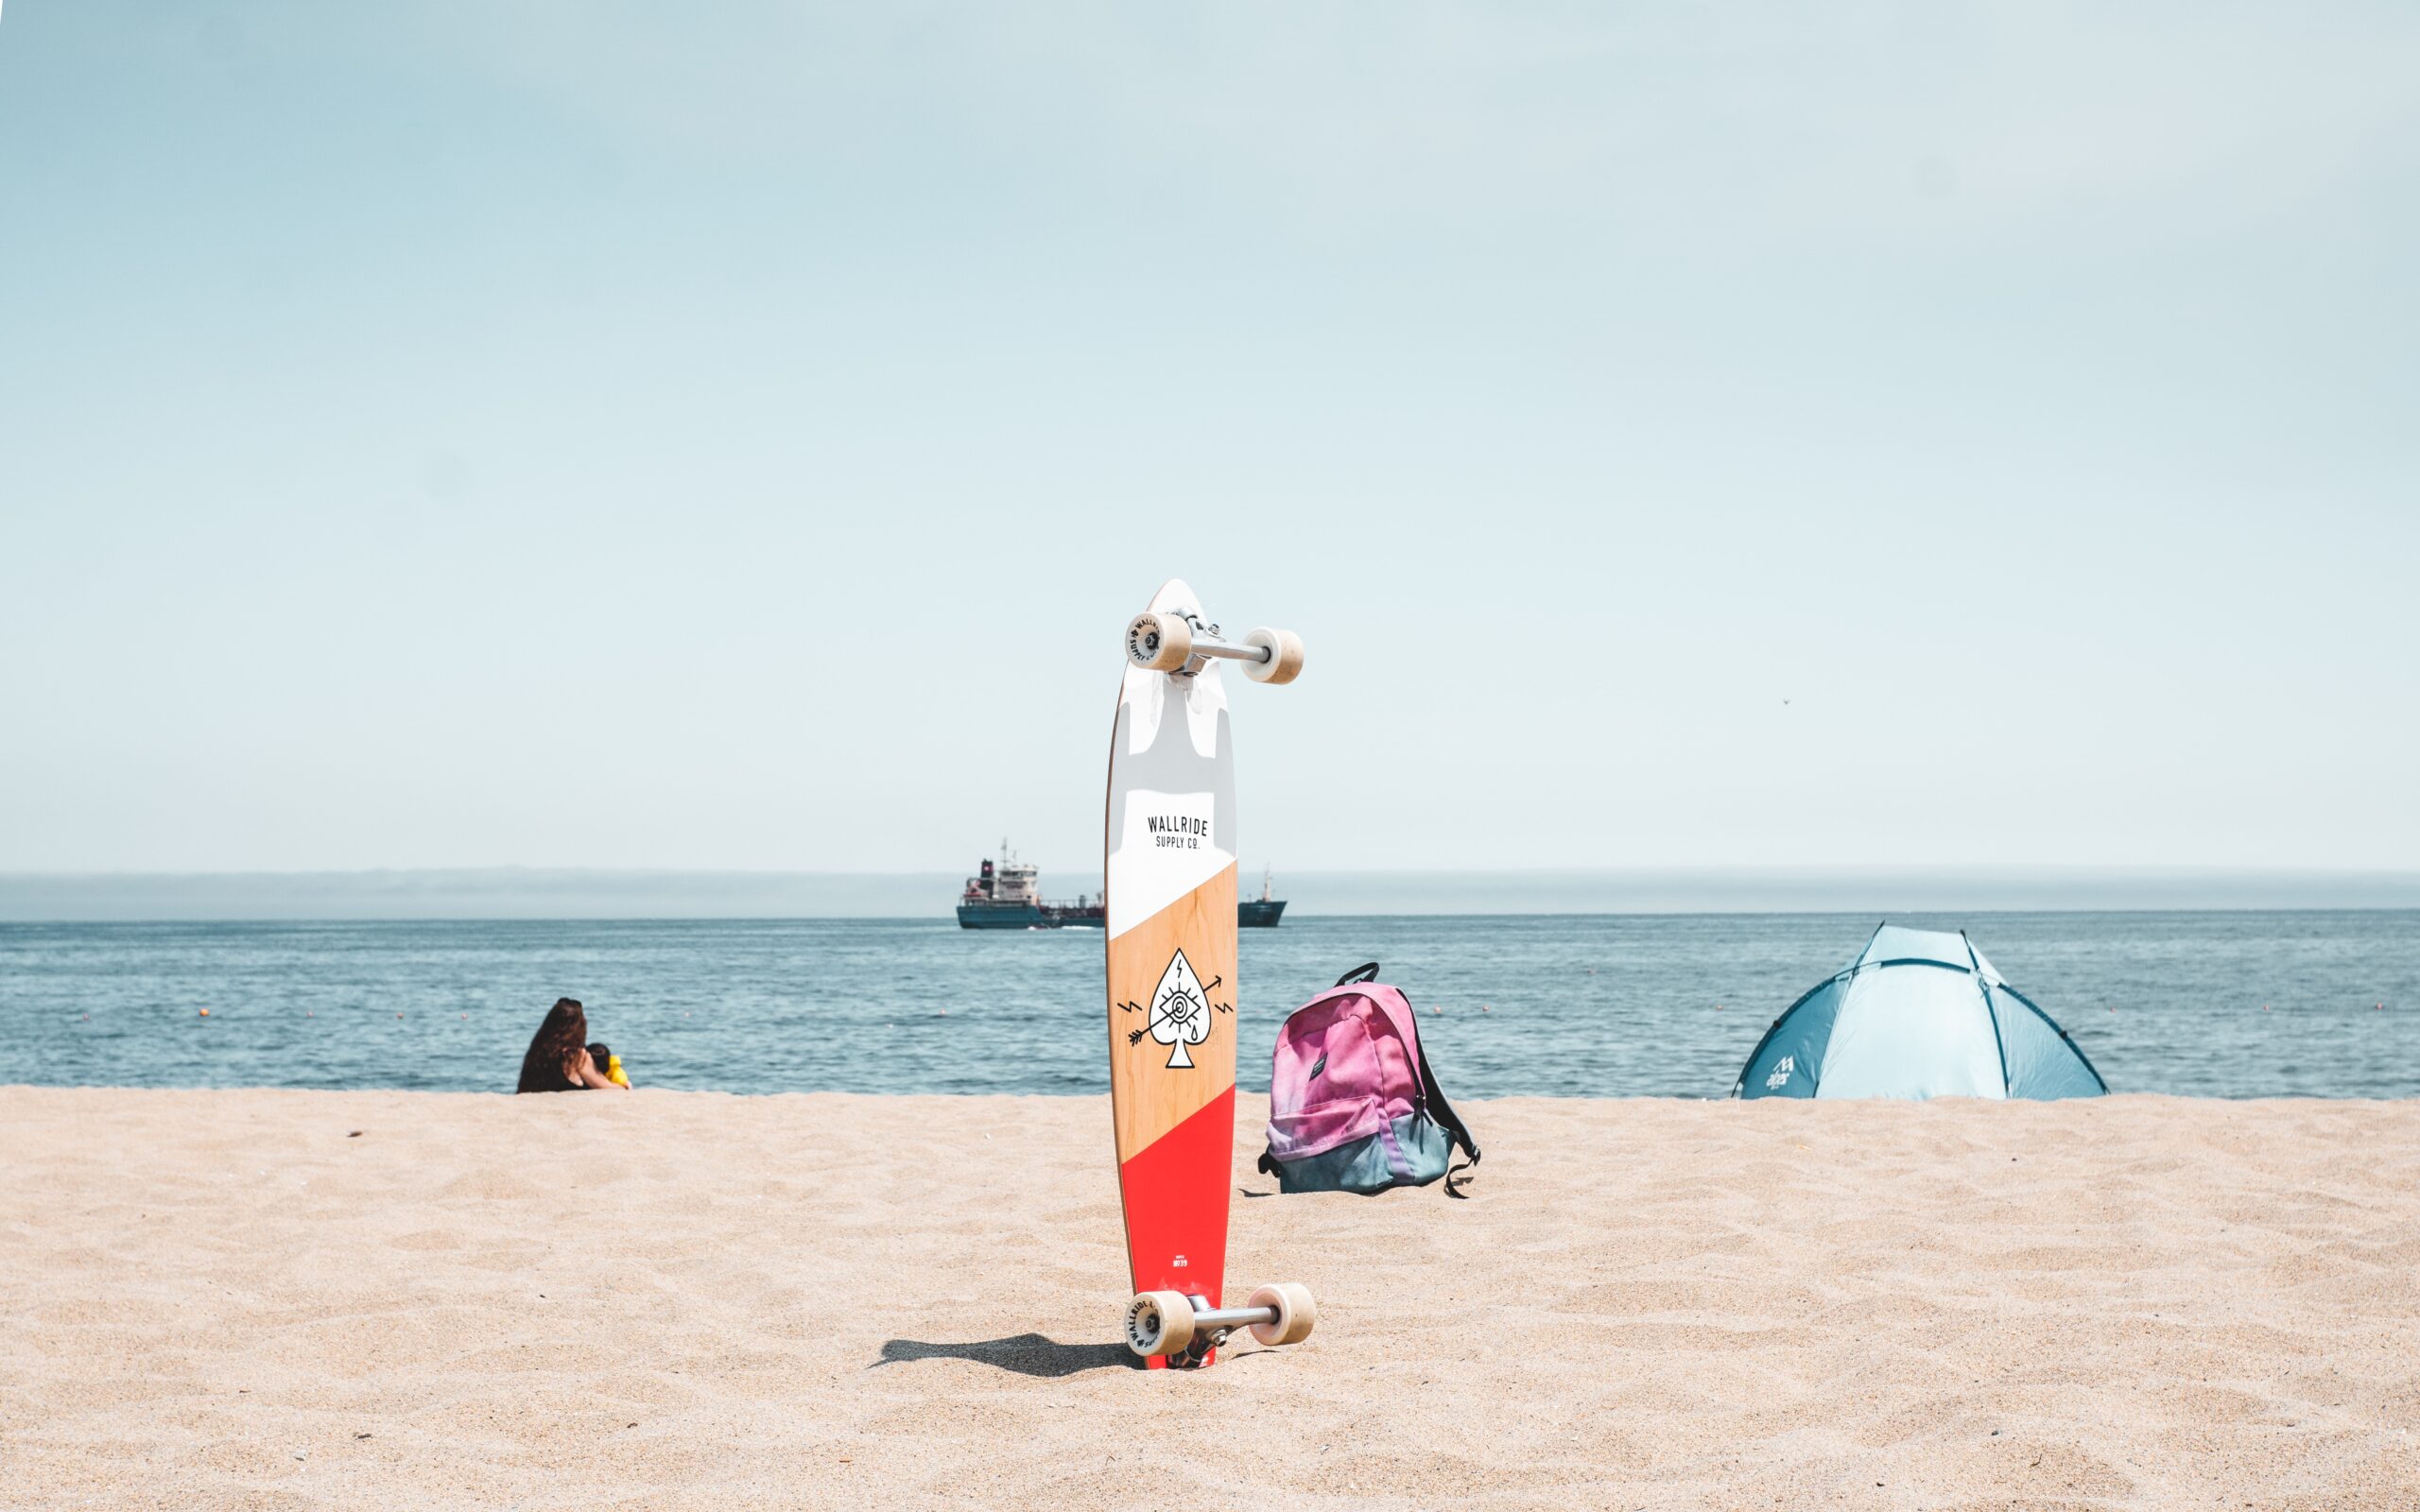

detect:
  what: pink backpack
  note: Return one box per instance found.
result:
[1257,963,1480,1196]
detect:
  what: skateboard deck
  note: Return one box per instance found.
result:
[1106,579,1242,1369]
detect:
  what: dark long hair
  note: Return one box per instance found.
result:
[517,997,590,1092]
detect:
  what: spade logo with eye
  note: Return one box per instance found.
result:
[1119,949,1233,1069]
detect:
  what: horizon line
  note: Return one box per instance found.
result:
[9,864,2417,880]
[4,864,2415,923]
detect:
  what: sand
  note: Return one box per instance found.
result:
[3,1088,2415,1511]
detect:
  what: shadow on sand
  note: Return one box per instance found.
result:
[873,1334,1142,1378]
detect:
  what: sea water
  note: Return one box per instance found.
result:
[2,912,2413,1099]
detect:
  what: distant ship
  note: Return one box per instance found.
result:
[1238,866,1288,928]
[958,843,1105,929]
[957,847,1287,929]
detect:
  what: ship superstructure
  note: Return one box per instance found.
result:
[1238,865,1288,927]
[957,841,1106,929]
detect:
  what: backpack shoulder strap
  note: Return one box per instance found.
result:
[1408,1013,1481,1197]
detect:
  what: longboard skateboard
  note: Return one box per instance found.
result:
[1107,581,1315,1369]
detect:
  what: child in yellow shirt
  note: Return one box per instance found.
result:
[586,1041,631,1088]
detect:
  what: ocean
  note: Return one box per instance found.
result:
[2,912,2413,1099]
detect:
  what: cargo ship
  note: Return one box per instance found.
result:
[957,843,1105,929]
[957,847,1288,929]
[1238,865,1288,928]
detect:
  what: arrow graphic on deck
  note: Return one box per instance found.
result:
[1119,960,1232,1063]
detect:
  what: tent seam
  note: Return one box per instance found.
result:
[1966,930,2014,1094]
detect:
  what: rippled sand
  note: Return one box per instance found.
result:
[4,1087,2414,1509]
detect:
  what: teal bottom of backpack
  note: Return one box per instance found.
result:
[1267,1111,1454,1194]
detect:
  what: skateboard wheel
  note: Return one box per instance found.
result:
[1125,1290,1196,1357]
[1240,627,1304,685]
[1246,1282,1317,1347]
[1126,612,1192,673]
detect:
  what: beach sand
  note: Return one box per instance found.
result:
[3,1088,2414,1510]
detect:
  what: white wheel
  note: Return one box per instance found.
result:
[1125,1290,1196,1357]
[1240,627,1305,685]
[1126,612,1193,672]
[1246,1282,1317,1347]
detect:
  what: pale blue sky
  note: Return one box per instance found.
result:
[3,3,2414,879]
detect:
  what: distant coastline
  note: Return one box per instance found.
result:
[3,867,2416,921]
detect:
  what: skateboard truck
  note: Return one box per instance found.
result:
[1124,1283,1317,1361]
[1126,611,1305,685]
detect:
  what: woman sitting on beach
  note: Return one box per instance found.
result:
[516,997,629,1093]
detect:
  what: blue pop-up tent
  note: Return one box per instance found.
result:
[1733,924,2105,1100]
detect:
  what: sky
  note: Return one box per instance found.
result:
[2,2,2415,883]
